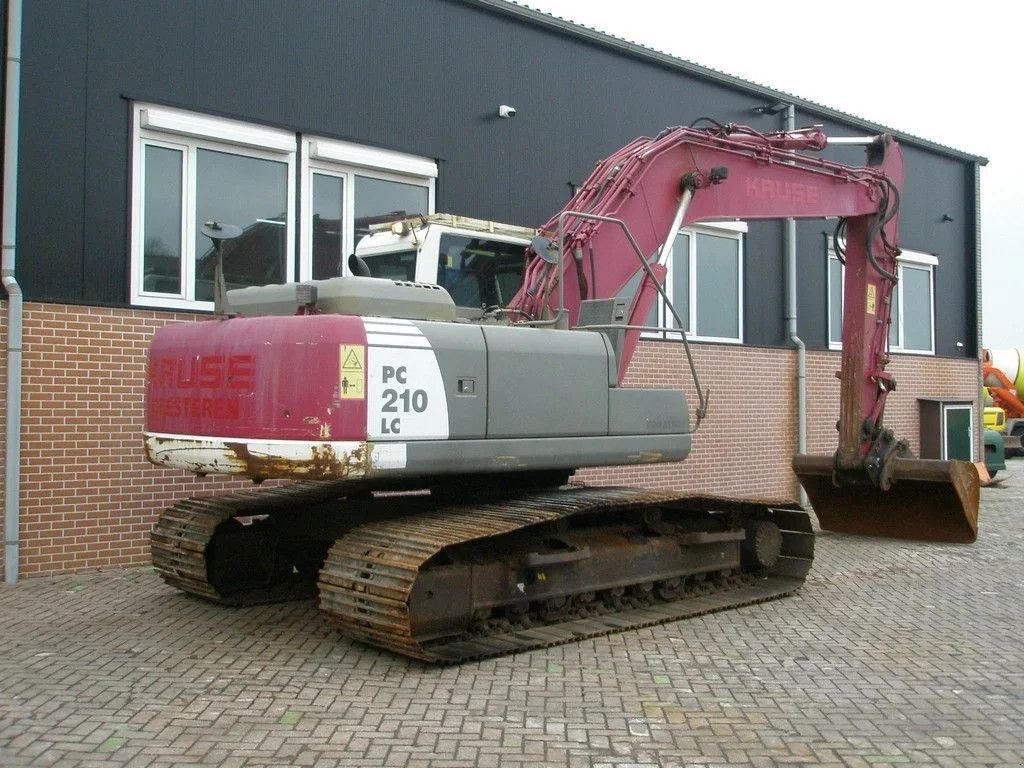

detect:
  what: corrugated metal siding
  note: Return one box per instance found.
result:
[18,0,88,300]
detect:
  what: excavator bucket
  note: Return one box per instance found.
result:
[792,455,980,543]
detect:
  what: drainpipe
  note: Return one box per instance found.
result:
[3,0,23,584]
[782,104,808,505]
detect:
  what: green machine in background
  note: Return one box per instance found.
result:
[984,429,1007,478]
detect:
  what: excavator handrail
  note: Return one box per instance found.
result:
[552,208,709,427]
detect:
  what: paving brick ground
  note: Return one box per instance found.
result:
[1,463,1022,768]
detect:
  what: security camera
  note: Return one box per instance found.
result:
[498,105,517,119]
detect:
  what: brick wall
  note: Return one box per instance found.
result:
[580,341,798,499]
[805,350,983,456]
[580,340,982,498]
[0,303,246,577]
[0,303,981,577]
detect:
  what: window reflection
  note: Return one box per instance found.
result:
[142,145,183,294]
[889,278,900,347]
[437,234,526,308]
[903,265,933,351]
[695,233,739,339]
[670,232,690,331]
[354,176,428,245]
[829,255,843,345]
[639,229,742,341]
[361,250,418,281]
[312,173,344,279]
[195,149,288,301]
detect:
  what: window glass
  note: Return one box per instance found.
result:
[695,232,739,339]
[828,255,843,346]
[142,145,183,294]
[827,249,934,354]
[902,265,933,351]
[312,173,344,279]
[670,232,690,332]
[194,149,288,301]
[641,227,741,341]
[361,250,418,281]
[354,176,429,243]
[437,234,526,308]
[888,279,900,347]
[134,106,436,308]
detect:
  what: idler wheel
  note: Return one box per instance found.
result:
[742,521,783,569]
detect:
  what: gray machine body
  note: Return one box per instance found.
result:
[217,275,691,476]
[372,318,691,476]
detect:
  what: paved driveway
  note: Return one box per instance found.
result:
[2,465,1022,767]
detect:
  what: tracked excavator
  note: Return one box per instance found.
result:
[145,121,979,662]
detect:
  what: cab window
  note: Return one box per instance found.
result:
[360,250,418,281]
[437,235,526,309]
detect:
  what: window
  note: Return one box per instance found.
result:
[827,247,936,354]
[131,105,297,310]
[131,104,437,309]
[435,234,526,309]
[359,250,419,282]
[643,224,745,343]
[300,137,436,282]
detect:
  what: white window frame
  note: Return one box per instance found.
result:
[827,245,937,355]
[646,222,746,344]
[299,137,437,280]
[130,104,298,311]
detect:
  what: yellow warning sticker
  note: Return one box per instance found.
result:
[866,284,877,315]
[339,344,365,400]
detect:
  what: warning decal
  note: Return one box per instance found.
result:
[339,344,365,400]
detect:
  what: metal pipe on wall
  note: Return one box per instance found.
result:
[782,104,808,504]
[3,0,24,584]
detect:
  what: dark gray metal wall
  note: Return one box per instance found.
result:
[10,0,978,355]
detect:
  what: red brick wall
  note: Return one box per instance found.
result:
[580,340,982,498]
[0,303,981,577]
[0,303,247,577]
[580,341,798,499]
[805,350,982,456]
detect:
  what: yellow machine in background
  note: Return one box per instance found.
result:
[983,348,1024,456]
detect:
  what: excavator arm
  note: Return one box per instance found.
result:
[508,122,979,543]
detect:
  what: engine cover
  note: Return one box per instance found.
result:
[144,314,691,480]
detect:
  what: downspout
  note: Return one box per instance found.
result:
[783,104,808,505]
[3,0,23,583]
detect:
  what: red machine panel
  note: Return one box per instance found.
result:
[146,314,369,442]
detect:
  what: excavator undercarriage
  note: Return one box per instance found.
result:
[152,475,813,663]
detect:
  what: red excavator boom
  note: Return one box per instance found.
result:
[507,121,977,542]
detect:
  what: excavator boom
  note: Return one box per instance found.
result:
[507,122,979,543]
